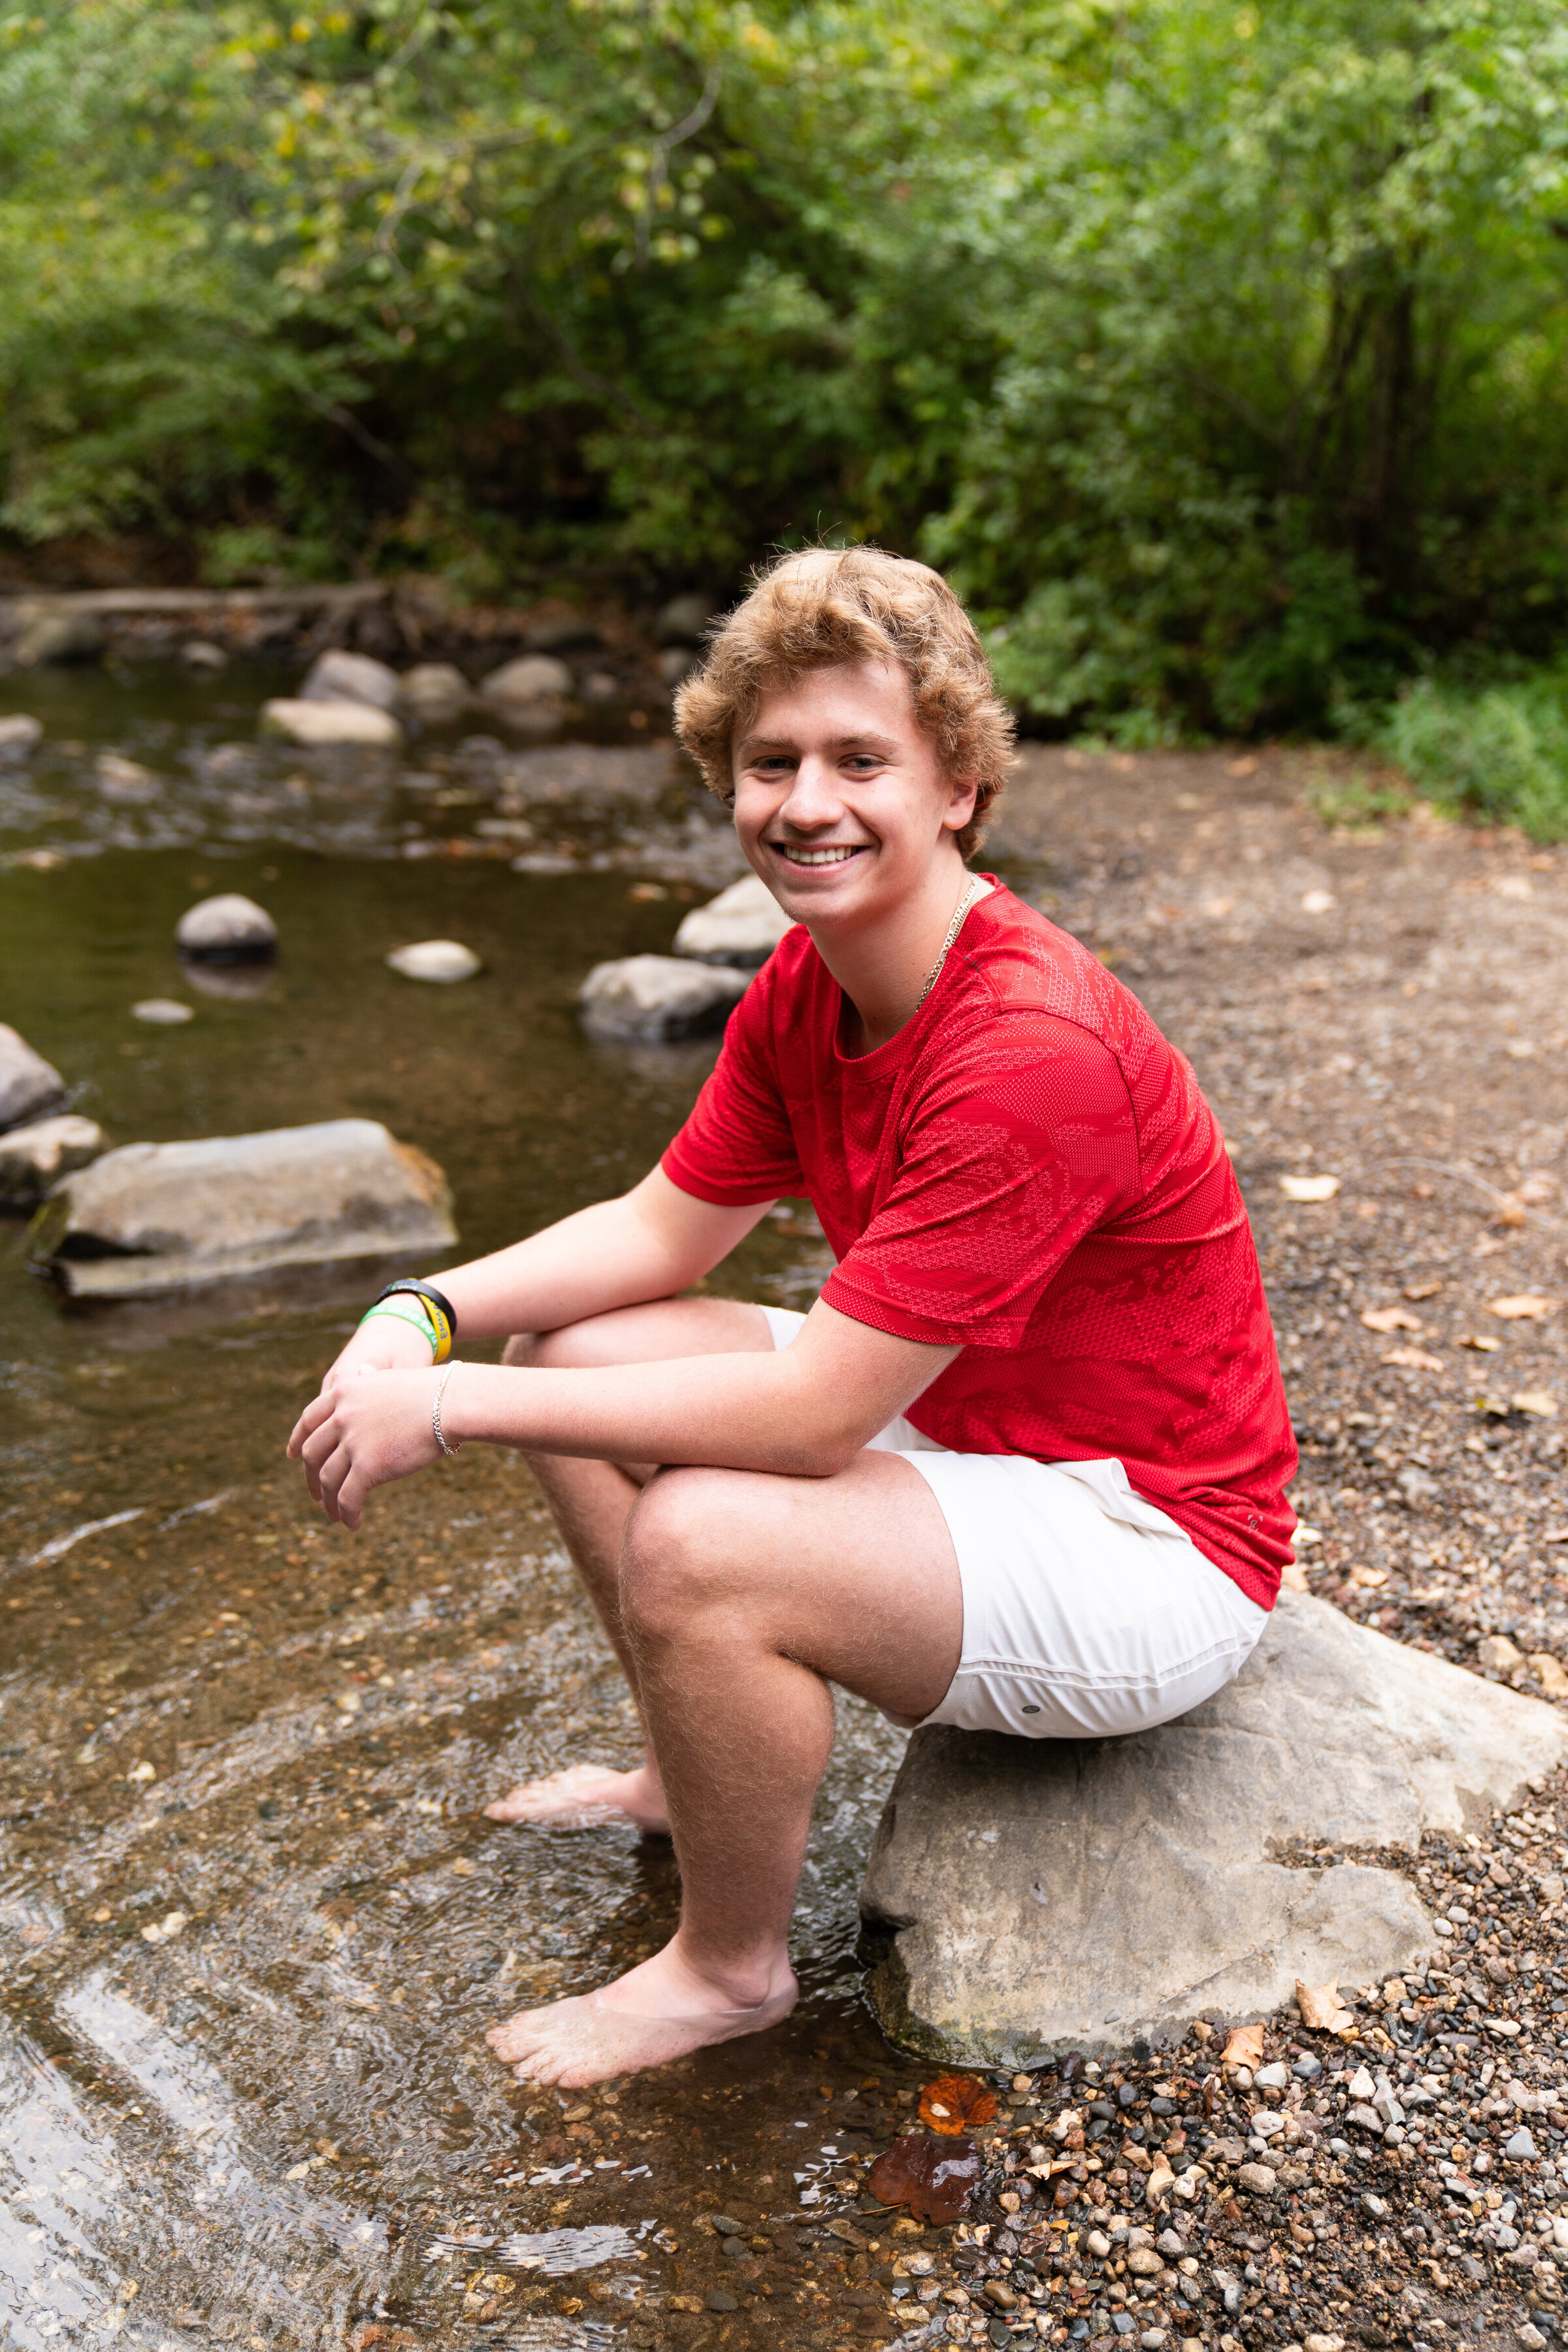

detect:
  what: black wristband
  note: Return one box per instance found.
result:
[376,1278,459,1338]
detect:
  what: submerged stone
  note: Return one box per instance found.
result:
[860,1589,1568,2063]
[27,1116,456,1297]
[0,1023,67,1133]
[176,893,278,963]
[578,954,748,1043]
[673,871,794,967]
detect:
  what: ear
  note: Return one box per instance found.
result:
[940,772,981,834]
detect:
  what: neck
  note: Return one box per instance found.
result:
[806,856,990,1054]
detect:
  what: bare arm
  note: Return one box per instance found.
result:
[333,1167,772,1376]
[289,1297,959,1527]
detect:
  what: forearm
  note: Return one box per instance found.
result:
[425,1172,769,1342]
[444,1351,859,1476]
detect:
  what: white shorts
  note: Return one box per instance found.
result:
[759,1305,1267,1741]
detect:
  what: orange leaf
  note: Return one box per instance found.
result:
[1296,1978,1353,2033]
[866,2133,981,2224]
[919,2074,998,2135]
[1220,2022,1264,2070]
[1488,1295,1560,1319]
[1360,1305,1422,1333]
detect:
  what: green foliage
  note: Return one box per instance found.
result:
[2,0,1568,740]
[1373,668,1568,840]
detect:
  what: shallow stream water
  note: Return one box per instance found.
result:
[0,663,958,2352]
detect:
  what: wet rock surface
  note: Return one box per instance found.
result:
[175,891,278,962]
[27,1116,456,1295]
[862,1593,1568,2065]
[674,870,794,967]
[580,953,751,1042]
[0,1112,105,1204]
[0,1021,67,1131]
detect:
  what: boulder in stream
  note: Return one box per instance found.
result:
[400,663,472,724]
[578,954,749,1042]
[674,871,794,967]
[859,1587,1568,2066]
[0,1115,106,1207]
[176,893,278,964]
[481,655,573,712]
[27,1117,457,1298]
[12,606,105,665]
[0,714,42,755]
[0,1024,67,1132]
[300,650,401,710]
[261,698,403,749]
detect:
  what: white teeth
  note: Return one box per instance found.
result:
[777,846,861,865]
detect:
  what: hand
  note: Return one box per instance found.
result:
[329,1310,438,1380]
[287,1365,447,1529]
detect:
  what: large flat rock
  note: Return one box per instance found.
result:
[859,1589,1568,2067]
[27,1118,455,1297]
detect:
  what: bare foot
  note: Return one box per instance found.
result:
[482,1761,671,1834]
[485,1941,798,2087]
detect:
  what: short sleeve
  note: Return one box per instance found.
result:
[821,1014,1142,1347]
[661,965,806,1206]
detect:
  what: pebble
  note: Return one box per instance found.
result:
[176,893,278,963]
[480,655,573,709]
[130,999,195,1025]
[95,752,159,802]
[1236,2162,1278,2196]
[0,713,42,754]
[300,650,400,712]
[384,940,482,984]
[1507,2127,1541,2161]
[704,2289,739,2312]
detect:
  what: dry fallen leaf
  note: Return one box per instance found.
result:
[1281,1557,1311,1592]
[1403,1280,1443,1300]
[1458,1334,1502,1352]
[867,2134,981,2224]
[1280,1174,1339,1202]
[1221,2022,1265,2070]
[1296,1978,1354,2033]
[919,2074,998,2135]
[1489,1295,1560,1319]
[1513,1391,1559,1418]
[1381,1346,1445,1372]
[1473,1234,1509,1257]
[1361,1305,1423,1333]
[1493,1195,1530,1227]
[1529,1653,1568,1697]
[1348,1565,1388,1589]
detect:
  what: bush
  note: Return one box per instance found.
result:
[1374,670,1568,841]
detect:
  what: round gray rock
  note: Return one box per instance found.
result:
[13,608,105,665]
[399,663,471,722]
[674,872,794,967]
[0,1024,67,1133]
[385,939,482,984]
[261,698,403,749]
[0,714,42,755]
[655,591,715,647]
[481,654,573,708]
[300,650,401,710]
[176,893,278,964]
[578,955,749,1043]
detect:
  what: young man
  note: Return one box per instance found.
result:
[289,548,1296,2090]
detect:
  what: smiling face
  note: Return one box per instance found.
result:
[731,661,978,925]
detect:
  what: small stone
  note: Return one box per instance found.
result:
[674,870,795,968]
[711,2216,742,2234]
[1529,1654,1568,1698]
[1292,2055,1323,2080]
[1347,2065,1375,2100]
[1506,2128,1540,2162]
[1140,2334,1166,2349]
[385,939,482,984]
[1126,2251,1165,2278]
[12,606,105,665]
[1237,2163,1278,2198]
[0,1023,67,1132]
[1360,2193,1389,2219]
[655,591,715,647]
[1304,2338,1346,2352]
[261,697,402,748]
[1252,2063,1290,2092]
[300,650,400,711]
[578,954,749,1044]
[399,663,471,723]
[1518,2328,1547,2350]
[1085,2232,1112,2260]
[1155,2232,1184,2257]
[176,893,278,964]
[481,654,573,708]
[0,1115,105,1205]
[0,712,42,754]
[180,638,228,670]
[95,752,159,801]
[704,2289,740,2313]
[131,998,195,1024]
[1479,1634,1528,1675]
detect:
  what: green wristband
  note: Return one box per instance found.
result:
[359,1300,438,1358]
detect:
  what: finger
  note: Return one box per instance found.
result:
[300,1417,340,1475]
[317,1440,353,1525]
[286,1391,334,1459]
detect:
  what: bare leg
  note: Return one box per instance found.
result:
[483,1299,778,1832]
[485,1449,962,2085]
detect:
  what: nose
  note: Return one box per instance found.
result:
[777,752,846,833]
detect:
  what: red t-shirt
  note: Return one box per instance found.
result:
[661,884,1296,1609]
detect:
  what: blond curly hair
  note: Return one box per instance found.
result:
[672,547,1015,859]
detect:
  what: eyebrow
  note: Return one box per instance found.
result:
[736,730,903,759]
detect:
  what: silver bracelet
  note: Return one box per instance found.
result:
[431,1363,461,1457]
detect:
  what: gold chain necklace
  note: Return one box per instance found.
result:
[914,874,984,1013]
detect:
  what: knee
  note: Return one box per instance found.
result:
[501,1323,596,1371]
[621,1469,736,1641]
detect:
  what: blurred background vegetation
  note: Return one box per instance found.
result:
[4,0,1568,821]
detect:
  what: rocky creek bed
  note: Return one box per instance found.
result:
[0,677,1565,2352]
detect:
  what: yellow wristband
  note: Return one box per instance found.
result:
[359,1300,447,1361]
